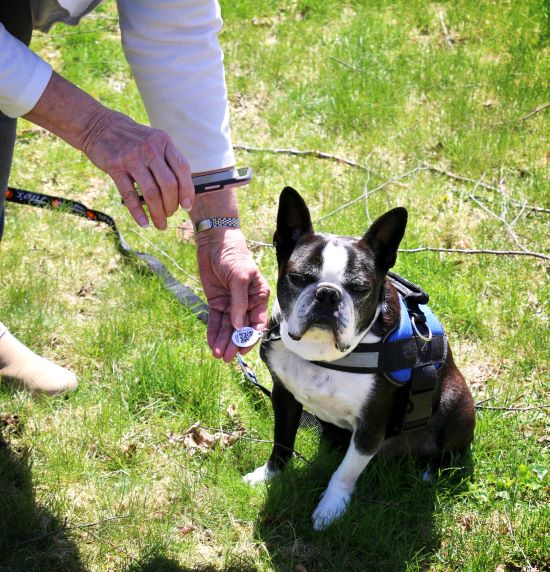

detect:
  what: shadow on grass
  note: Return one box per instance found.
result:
[0,432,84,571]
[124,552,259,572]
[254,436,473,572]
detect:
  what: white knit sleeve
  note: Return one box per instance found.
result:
[116,0,235,173]
[0,24,52,118]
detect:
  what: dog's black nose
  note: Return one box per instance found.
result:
[315,285,341,306]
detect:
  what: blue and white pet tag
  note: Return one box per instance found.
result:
[232,327,262,348]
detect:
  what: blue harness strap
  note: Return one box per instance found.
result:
[385,295,445,384]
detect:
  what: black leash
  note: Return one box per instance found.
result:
[5,187,281,403]
[5,187,209,323]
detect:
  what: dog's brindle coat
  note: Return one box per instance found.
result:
[244,187,475,530]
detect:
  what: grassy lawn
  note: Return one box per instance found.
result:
[1,0,549,570]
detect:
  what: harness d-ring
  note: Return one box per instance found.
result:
[411,315,432,342]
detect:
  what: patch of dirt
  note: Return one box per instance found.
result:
[452,340,502,399]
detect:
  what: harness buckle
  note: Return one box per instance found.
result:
[411,314,432,342]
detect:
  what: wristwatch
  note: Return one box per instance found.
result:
[194,217,241,233]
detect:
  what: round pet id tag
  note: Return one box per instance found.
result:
[232,327,262,348]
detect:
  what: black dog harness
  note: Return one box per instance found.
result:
[264,273,448,436]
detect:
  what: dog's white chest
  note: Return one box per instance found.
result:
[267,342,375,431]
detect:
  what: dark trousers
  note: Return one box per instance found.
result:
[0,2,33,241]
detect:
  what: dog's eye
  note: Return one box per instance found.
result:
[289,273,316,286]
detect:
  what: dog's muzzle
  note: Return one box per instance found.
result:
[290,283,348,341]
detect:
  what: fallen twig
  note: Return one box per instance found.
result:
[236,144,550,215]
[517,101,550,122]
[193,424,311,464]
[82,528,132,559]
[234,144,373,172]
[317,166,424,223]
[439,11,455,48]
[129,228,201,284]
[399,246,549,261]
[247,240,549,260]
[504,508,534,571]
[474,397,494,407]
[468,191,530,254]
[13,515,130,548]
[493,102,550,127]
[424,163,550,214]
[475,403,550,412]
[329,56,366,73]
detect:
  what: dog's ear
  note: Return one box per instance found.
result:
[274,187,314,261]
[362,207,408,271]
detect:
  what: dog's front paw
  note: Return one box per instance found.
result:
[243,463,279,486]
[311,488,351,530]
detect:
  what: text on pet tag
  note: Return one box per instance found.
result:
[232,327,262,348]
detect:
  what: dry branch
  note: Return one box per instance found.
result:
[129,228,201,284]
[467,191,530,254]
[192,424,311,463]
[439,11,455,48]
[517,101,550,122]
[494,101,550,127]
[424,163,550,214]
[329,56,366,73]
[248,239,549,260]
[399,247,549,261]
[14,515,130,548]
[504,508,534,571]
[235,144,550,214]
[474,403,550,412]
[234,144,373,172]
[317,166,424,223]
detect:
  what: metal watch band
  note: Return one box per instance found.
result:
[194,217,241,233]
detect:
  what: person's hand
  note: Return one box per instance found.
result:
[81,108,194,230]
[196,228,270,362]
[24,72,194,229]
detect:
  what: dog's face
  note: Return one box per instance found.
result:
[273,187,408,361]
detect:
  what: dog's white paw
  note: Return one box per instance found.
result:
[311,489,351,530]
[243,463,278,486]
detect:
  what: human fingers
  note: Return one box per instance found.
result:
[212,312,234,362]
[207,308,223,355]
[131,168,167,230]
[165,144,194,212]
[113,172,149,228]
[229,274,250,330]
[149,157,179,218]
[249,274,270,333]
[223,338,240,363]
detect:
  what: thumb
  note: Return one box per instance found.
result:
[229,276,249,330]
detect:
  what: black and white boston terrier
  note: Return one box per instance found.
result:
[244,187,475,530]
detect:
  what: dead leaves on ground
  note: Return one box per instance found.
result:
[0,412,23,438]
[167,422,244,454]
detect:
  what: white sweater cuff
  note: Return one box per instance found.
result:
[0,24,52,118]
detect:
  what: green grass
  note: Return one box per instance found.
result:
[1,1,549,570]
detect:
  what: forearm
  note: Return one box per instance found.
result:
[23,71,117,153]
